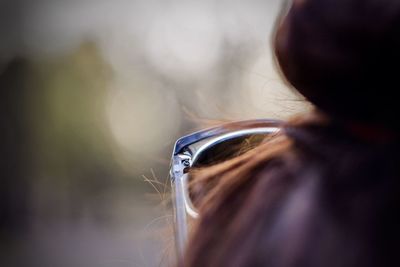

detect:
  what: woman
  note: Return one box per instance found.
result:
[181,0,400,266]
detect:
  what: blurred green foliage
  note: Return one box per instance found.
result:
[1,41,167,233]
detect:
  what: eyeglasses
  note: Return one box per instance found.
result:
[169,119,281,259]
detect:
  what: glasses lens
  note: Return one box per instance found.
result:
[188,133,267,208]
[192,133,266,168]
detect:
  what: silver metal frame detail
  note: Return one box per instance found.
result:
[170,119,281,259]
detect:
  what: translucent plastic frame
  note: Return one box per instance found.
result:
[169,119,281,259]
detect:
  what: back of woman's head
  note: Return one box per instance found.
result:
[184,119,400,267]
[182,1,400,266]
[275,0,400,130]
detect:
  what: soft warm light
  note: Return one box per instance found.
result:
[145,2,222,81]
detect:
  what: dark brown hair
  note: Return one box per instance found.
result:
[275,0,400,130]
[182,0,400,266]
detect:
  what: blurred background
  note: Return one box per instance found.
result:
[0,0,310,266]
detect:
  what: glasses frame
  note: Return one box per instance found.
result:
[169,119,282,259]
